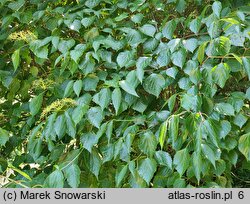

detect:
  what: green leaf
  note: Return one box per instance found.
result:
[88,149,102,178]
[128,161,136,177]
[138,131,157,157]
[0,128,9,146]
[197,41,208,64]
[195,125,202,152]
[117,51,133,68]
[87,107,104,128]
[106,121,113,143]
[68,20,81,32]
[139,24,156,37]
[193,151,202,183]
[157,49,171,67]
[242,57,250,80]
[221,17,240,25]
[214,103,234,116]
[64,164,81,188]
[129,172,147,188]
[169,115,179,143]
[112,88,122,115]
[122,29,142,48]
[210,37,231,56]
[224,137,237,151]
[11,165,32,181]
[136,57,152,83]
[81,132,98,153]
[119,70,140,97]
[65,112,76,138]
[84,27,99,41]
[44,170,64,188]
[208,21,220,39]
[132,99,147,113]
[114,138,123,160]
[64,81,74,97]
[29,93,43,116]
[138,158,157,185]
[162,19,177,39]
[212,1,222,18]
[52,36,59,49]
[102,143,114,163]
[204,120,219,147]
[0,158,7,173]
[96,123,108,139]
[115,12,128,21]
[34,46,49,59]
[201,144,216,167]
[131,13,144,23]
[168,94,177,112]
[115,165,128,187]
[55,115,66,139]
[143,74,165,97]
[159,121,168,149]
[237,11,245,21]
[70,44,86,63]
[44,113,57,140]
[58,39,75,53]
[166,67,178,79]
[234,114,248,128]
[12,49,20,71]
[99,50,112,63]
[100,35,125,51]
[119,80,139,97]
[85,0,100,8]
[211,63,230,88]
[183,38,198,53]
[246,87,250,100]
[173,148,190,176]
[238,132,250,161]
[173,178,186,188]
[83,75,99,91]
[201,95,214,114]
[93,88,111,110]
[8,0,25,10]
[178,77,192,90]
[30,66,38,77]
[214,159,226,176]
[171,48,186,68]
[231,53,242,64]
[228,150,238,166]
[59,149,81,169]
[189,17,201,34]
[176,0,186,13]
[73,80,83,97]
[143,38,159,53]
[154,151,172,169]
[219,120,231,139]
[181,94,201,112]
[81,17,95,28]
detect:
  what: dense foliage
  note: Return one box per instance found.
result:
[0,0,250,188]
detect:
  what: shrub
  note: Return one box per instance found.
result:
[0,0,250,188]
